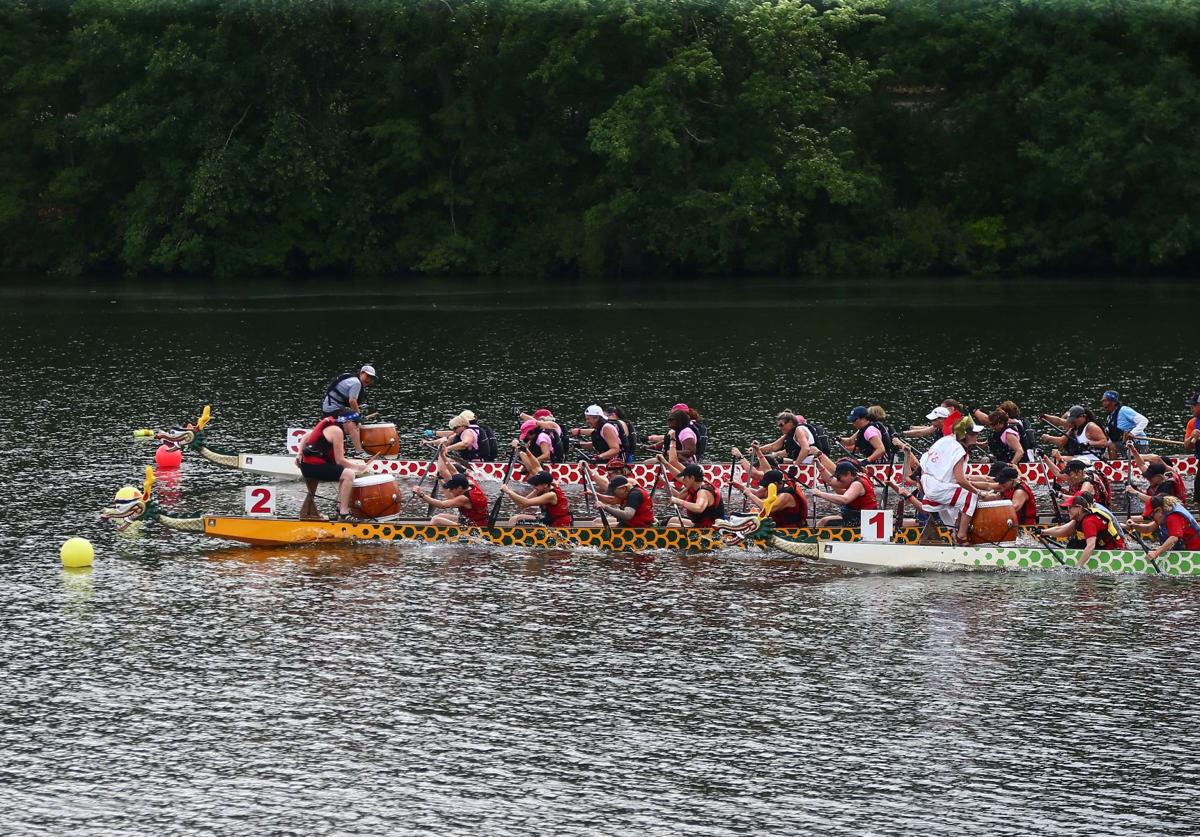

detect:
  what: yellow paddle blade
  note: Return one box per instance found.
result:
[196,404,212,430]
[142,466,156,501]
[759,482,779,520]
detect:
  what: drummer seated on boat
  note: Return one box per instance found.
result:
[665,463,725,528]
[811,458,877,527]
[592,475,656,528]
[501,471,574,527]
[991,465,1038,526]
[912,417,986,545]
[1043,492,1126,567]
[413,471,490,527]
[732,469,808,526]
[296,415,371,520]
[321,364,377,458]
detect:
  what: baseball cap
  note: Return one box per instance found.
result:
[1102,390,1119,402]
[848,406,869,422]
[965,423,985,434]
[759,469,785,486]
[679,464,704,480]
[1145,461,1167,477]
[585,404,605,418]
[1067,405,1086,420]
[926,405,951,420]
[443,474,470,490]
[533,409,554,419]
[671,403,689,413]
[527,472,552,486]
[520,419,537,435]
[607,476,630,492]
[833,462,858,477]
[1062,491,1091,509]
[1063,459,1087,473]
[360,364,377,378]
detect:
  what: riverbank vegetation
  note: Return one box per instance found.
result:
[2,0,1197,277]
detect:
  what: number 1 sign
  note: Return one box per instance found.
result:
[244,486,277,517]
[860,509,893,543]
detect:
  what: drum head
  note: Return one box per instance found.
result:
[353,473,395,487]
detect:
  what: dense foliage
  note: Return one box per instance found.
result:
[1,0,1198,277]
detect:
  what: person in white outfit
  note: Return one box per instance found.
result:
[916,417,987,544]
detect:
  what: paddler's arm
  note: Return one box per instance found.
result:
[751,442,771,473]
[793,430,813,464]
[1041,413,1068,430]
[441,428,475,454]
[412,490,467,510]
[1041,521,1075,538]
[952,458,978,496]
[812,480,864,506]
[670,490,710,514]
[1078,536,1098,566]
[902,425,935,438]
[1085,422,1110,448]
[516,446,542,476]
[1150,536,1178,561]
[733,482,765,510]
[500,485,551,508]
[594,424,621,461]
[656,454,683,478]
[329,429,368,473]
[598,501,636,524]
[972,408,990,424]
[864,431,886,463]
[1123,483,1150,503]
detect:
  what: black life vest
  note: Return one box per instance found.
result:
[805,420,832,455]
[1105,405,1124,445]
[783,426,805,460]
[591,419,628,458]
[987,423,1023,463]
[456,423,499,461]
[690,420,708,459]
[324,372,359,409]
[854,421,893,458]
[622,420,639,462]
[301,416,339,464]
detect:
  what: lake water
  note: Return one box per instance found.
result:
[2,277,1199,834]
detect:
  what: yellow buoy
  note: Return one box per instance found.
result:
[132,429,154,438]
[60,537,94,568]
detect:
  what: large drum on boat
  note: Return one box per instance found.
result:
[360,423,400,457]
[351,473,401,520]
[969,499,1018,544]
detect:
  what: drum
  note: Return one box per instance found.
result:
[351,473,401,520]
[969,499,1018,544]
[360,423,400,457]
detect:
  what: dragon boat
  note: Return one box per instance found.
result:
[138,407,1200,487]
[100,469,1199,575]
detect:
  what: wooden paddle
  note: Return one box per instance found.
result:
[580,456,610,531]
[1141,435,1188,447]
[658,461,686,528]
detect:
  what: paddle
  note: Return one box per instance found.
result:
[580,456,610,531]
[1126,526,1161,574]
[726,454,738,506]
[1140,435,1188,447]
[659,460,686,528]
[487,445,520,528]
[1032,530,1068,567]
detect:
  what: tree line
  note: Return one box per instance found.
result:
[2,0,1197,278]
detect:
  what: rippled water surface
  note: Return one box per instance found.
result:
[3,277,1200,834]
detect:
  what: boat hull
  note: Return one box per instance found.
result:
[816,540,1200,576]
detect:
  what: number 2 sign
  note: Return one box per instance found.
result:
[244,486,277,517]
[860,509,893,543]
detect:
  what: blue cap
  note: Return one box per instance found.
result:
[1102,390,1120,402]
[848,406,869,422]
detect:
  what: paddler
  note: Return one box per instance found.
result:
[664,408,701,464]
[1127,495,1200,559]
[757,412,817,464]
[320,364,377,457]
[901,399,964,439]
[1187,391,1200,505]
[1099,390,1149,456]
[662,462,725,527]
[984,409,1026,464]
[568,404,626,465]
[1040,405,1108,461]
[911,417,986,544]
[991,464,1038,525]
[515,419,556,464]
[438,410,496,462]
[811,458,877,527]
[500,471,574,527]
[1043,492,1126,567]
[591,475,656,528]
[520,408,568,462]
[295,415,371,520]
[731,469,808,526]
[1123,459,1185,524]
[412,459,491,526]
[840,406,891,463]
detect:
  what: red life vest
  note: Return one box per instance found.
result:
[686,482,725,527]
[621,485,656,528]
[542,484,573,527]
[847,476,878,511]
[300,417,339,465]
[770,486,808,527]
[463,479,490,526]
[1002,482,1038,525]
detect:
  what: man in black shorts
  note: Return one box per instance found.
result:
[296,415,368,519]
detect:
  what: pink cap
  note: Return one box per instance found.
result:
[671,403,689,413]
[520,419,537,435]
[795,415,805,424]
[533,409,552,419]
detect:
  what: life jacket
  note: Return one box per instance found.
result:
[1083,468,1112,508]
[846,476,878,512]
[690,420,708,459]
[1159,505,1200,550]
[769,486,808,527]
[1015,417,1038,455]
[323,372,358,409]
[620,420,639,463]
[1160,470,1189,505]
[988,425,1021,463]
[686,481,725,527]
[591,419,628,459]
[853,421,894,459]
[1001,481,1038,525]
[457,423,498,462]
[1104,404,1124,445]
[462,479,490,526]
[804,420,833,455]
[300,417,339,465]
[540,484,573,527]
[524,426,564,463]
[1065,424,1102,457]
[782,426,806,460]
[621,485,656,528]
[1081,506,1124,549]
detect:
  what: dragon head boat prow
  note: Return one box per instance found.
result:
[100,466,206,533]
[135,406,239,468]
